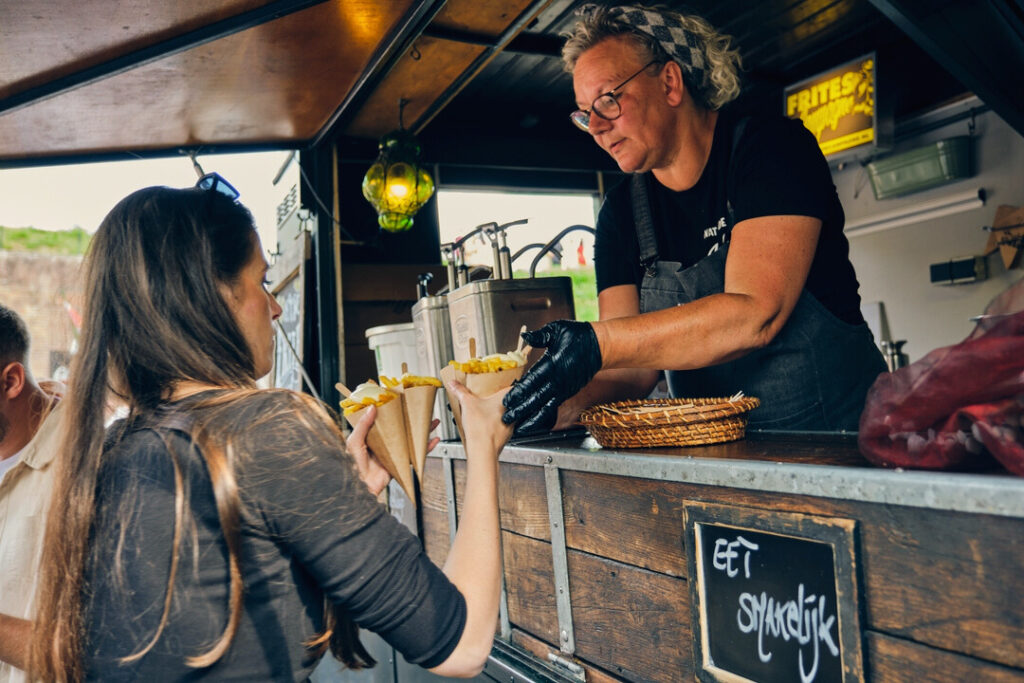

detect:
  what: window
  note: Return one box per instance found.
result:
[436,190,599,320]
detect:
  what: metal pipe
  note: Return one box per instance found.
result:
[495,218,528,279]
[529,225,595,278]
[450,221,493,252]
[440,243,457,292]
[498,230,512,280]
[511,242,562,265]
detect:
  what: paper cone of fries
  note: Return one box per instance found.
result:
[341,388,416,506]
[439,333,530,443]
[439,364,468,442]
[403,384,437,481]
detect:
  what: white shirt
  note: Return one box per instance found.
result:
[0,397,64,683]
[0,454,20,486]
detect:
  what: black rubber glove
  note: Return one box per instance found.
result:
[502,320,602,433]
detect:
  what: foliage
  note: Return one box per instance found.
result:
[512,267,599,322]
[0,225,91,255]
[568,267,598,321]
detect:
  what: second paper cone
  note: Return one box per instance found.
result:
[464,365,525,396]
[440,364,524,443]
[439,365,466,443]
[403,384,437,481]
[344,398,416,506]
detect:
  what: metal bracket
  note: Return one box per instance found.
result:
[485,639,584,683]
[443,455,457,543]
[547,652,586,681]
[499,564,512,639]
[544,460,576,655]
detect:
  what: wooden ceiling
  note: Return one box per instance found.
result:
[1,0,1021,168]
[0,0,548,165]
[409,0,1024,178]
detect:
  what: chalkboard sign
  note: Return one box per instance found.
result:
[685,502,863,683]
[272,267,303,392]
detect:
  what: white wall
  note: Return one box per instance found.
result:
[833,102,1024,362]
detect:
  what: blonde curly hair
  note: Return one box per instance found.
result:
[562,3,743,111]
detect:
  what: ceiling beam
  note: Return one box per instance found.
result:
[420,26,563,57]
[0,0,330,117]
[410,0,556,135]
[867,0,1024,136]
[310,0,450,149]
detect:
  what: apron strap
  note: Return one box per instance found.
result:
[631,173,659,277]
[724,115,750,234]
[630,115,751,273]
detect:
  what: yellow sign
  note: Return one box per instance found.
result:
[785,54,875,157]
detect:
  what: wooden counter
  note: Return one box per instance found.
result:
[421,432,1024,682]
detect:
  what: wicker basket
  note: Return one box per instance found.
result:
[579,396,761,448]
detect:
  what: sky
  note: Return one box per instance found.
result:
[0,153,598,270]
[0,151,296,255]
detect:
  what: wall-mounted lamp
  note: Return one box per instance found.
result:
[361,99,435,233]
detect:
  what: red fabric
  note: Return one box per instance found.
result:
[858,279,1024,476]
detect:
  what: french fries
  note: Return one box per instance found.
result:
[339,380,398,415]
[380,373,444,389]
[448,350,528,374]
[440,332,531,444]
[337,374,439,503]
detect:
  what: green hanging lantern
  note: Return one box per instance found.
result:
[362,116,435,233]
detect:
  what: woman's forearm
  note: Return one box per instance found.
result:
[555,367,661,428]
[0,613,32,672]
[430,443,501,678]
[594,292,774,372]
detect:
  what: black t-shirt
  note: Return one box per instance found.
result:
[84,390,465,681]
[593,110,865,325]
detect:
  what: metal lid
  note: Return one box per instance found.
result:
[446,275,573,303]
[412,294,449,314]
[364,322,416,340]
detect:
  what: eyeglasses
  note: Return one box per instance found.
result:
[570,60,660,133]
[195,172,240,201]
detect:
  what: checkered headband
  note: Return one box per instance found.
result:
[577,4,708,92]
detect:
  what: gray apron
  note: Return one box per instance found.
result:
[631,177,886,432]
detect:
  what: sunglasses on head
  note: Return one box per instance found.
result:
[195,172,240,201]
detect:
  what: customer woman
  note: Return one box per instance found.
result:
[29,183,511,681]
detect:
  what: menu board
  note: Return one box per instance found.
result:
[272,267,303,392]
[685,502,863,683]
[785,53,877,159]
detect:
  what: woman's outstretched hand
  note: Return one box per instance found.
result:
[446,381,513,456]
[346,405,392,496]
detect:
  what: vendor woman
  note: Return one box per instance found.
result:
[503,3,886,433]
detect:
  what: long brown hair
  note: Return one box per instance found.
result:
[30,186,372,680]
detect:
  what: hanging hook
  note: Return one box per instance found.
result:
[187,150,206,178]
[410,43,421,60]
[398,97,409,130]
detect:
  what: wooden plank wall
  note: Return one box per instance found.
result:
[419,458,1024,681]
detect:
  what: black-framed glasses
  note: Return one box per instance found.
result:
[570,60,660,133]
[196,172,240,201]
